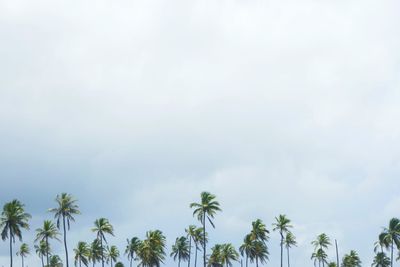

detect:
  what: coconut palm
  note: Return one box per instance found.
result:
[91,218,114,267]
[372,252,391,267]
[115,263,124,267]
[239,234,253,267]
[171,236,190,267]
[250,240,269,267]
[328,263,337,267]
[272,215,292,267]
[125,237,141,267]
[250,219,269,244]
[220,244,239,267]
[49,255,63,267]
[35,240,50,267]
[311,248,328,267]
[74,241,90,267]
[208,244,223,267]
[16,243,29,267]
[283,232,297,267]
[89,239,103,267]
[193,227,207,267]
[380,218,400,267]
[0,199,31,267]
[374,233,390,254]
[106,245,120,267]
[136,230,166,267]
[341,250,361,267]
[185,225,197,267]
[190,192,222,267]
[49,193,80,267]
[35,220,60,266]
[312,233,331,251]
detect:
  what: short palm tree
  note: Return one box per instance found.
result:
[49,193,80,267]
[49,255,63,267]
[91,218,114,267]
[273,215,292,267]
[170,236,190,267]
[74,241,90,267]
[35,220,60,266]
[311,248,328,267]
[89,239,103,267]
[190,192,221,267]
[250,240,269,267]
[208,244,223,267]
[220,244,239,267]
[0,199,31,267]
[341,250,361,267]
[283,232,297,267]
[106,245,120,267]
[372,252,391,267]
[380,218,400,267]
[136,230,166,267]
[35,240,50,267]
[16,243,29,267]
[185,225,197,267]
[125,237,141,267]
[239,234,253,267]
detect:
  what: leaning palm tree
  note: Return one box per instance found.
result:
[74,241,90,267]
[0,199,31,267]
[239,234,253,267]
[380,218,400,267]
[283,232,297,267]
[35,220,60,266]
[125,237,141,267]
[250,240,269,267]
[89,239,103,267]
[185,225,197,267]
[190,192,221,267]
[91,218,114,267]
[171,236,190,267]
[136,230,166,267]
[49,193,80,267]
[106,245,120,267]
[272,215,292,267]
[341,250,361,267]
[220,244,239,267]
[16,243,29,267]
[35,240,50,267]
[372,252,391,267]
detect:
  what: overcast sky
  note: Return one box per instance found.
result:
[1,0,400,266]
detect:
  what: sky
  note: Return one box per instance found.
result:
[1,0,400,266]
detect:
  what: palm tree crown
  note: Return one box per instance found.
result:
[35,219,60,266]
[92,218,114,267]
[170,236,190,267]
[125,237,141,267]
[74,241,90,267]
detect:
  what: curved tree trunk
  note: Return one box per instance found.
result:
[10,228,13,267]
[63,215,69,267]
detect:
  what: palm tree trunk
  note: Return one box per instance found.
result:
[287,247,290,267]
[21,256,24,267]
[280,231,284,267]
[194,244,198,267]
[63,215,69,267]
[246,255,248,267]
[41,255,44,267]
[100,238,104,267]
[256,257,259,267]
[188,237,192,267]
[178,258,181,267]
[391,239,394,267]
[10,228,13,267]
[80,258,82,267]
[335,239,339,267]
[46,236,50,267]
[130,258,133,267]
[203,215,206,267]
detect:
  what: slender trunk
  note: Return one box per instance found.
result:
[10,228,13,267]
[130,258,133,267]
[194,244,198,267]
[100,238,104,267]
[203,215,206,267]
[21,256,24,267]
[80,258,82,267]
[287,247,290,267]
[256,257,259,267]
[41,255,44,267]
[188,237,192,267]
[46,236,50,267]
[322,260,325,267]
[178,258,181,267]
[246,255,248,267]
[111,259,113,267]
[280,231,284,267]
[391,239,394,267]
[63,215,69,267]
[335,240,339,267]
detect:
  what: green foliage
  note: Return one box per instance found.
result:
[170,236,190,265]
[372,252,391,267]
[341,250,361,267]
[74,241,90,267]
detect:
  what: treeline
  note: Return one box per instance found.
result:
[0,192,397,267]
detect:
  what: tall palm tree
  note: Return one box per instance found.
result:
[35,240,50,267]
[239,234,253,267]
[250,240,269,267]
[106,245,120,267]
[272,215,292,267]
[171,236,190,267]
[136,230,166,267]
[311,248,328,267]
[185,225,197,267]
[91,218,114,267]
[220,244,239,267]
[16,243,29,267]
[380,218,400,267]
[89,239,103,267]
[74,241,90,267]
[190,192,222,267]
[125,237,141,267]
[35,220,60,266]
[0,199,31,267]
[341,250,361,267]
[283,232,296,267]
[49,255,63,267]
[49,193,80,267]
[372,252,391,267]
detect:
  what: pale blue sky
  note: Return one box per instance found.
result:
[1,0,400,266]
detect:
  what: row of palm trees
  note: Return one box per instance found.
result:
[0,192,399,267]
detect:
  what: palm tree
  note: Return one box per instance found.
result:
[380,218,400,267]
[283,232,296,267]
[190,192,222,267]
[49,255,63,267]
[0,199,31,267]
[49,193,80,267]
[106,245,120,267]
[312,233,331,251]
[328,263,337,267]
[91,218,114,267]
[125,237,141,267]
[115,263,124,267]
[220,244,239,267]
[186,225,197,267]
[16,243,29,267]
[272,215,292,267]
[341,250,361,267]
[35,240,50,267]
[239,234,252,267]
[136,230,166,267]
[35,220,60,266]
[374,233,390,254]
[250,240,269,267]
[372,252,391,267]
[89,239,103,267]
[311,248,328,267]
[250,219,269,243]
[171,236,190,267]
[193,227,207,267]
[208,244,222,267]
[74,241,90,267]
